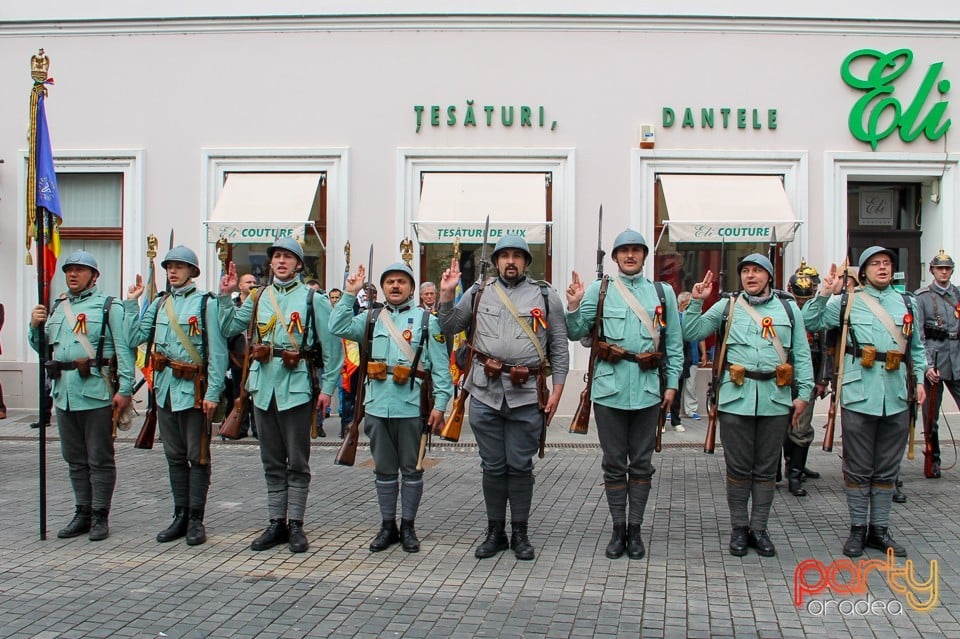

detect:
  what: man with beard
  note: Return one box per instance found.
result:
[29,250,135,541]
[565,229,682,560]
[438,234,569,560]
[683,254,813,557]
[914,249,960,479]
[127,245,228,546]
[219,237,342,553]
[803,247,928,557]
[330,262,452,553]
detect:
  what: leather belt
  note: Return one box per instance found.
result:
[474,352,541,375]
[845,345,899,359]
[724,363,777,381]
[48,358,111,371]
[385,365,429,380]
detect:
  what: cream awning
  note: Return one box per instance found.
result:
[413,172,550,243]
[204,173,323,245]
[659,174,801,244]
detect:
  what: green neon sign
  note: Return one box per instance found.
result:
[841,48,951,150]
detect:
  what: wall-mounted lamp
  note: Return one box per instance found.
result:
[930,178,941,204]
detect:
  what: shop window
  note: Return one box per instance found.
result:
[51,172,123,300]
[846,182,921,292]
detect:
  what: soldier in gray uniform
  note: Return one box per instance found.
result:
[29,250,136,541]
[438,234,569,560]
[914,249,960,479]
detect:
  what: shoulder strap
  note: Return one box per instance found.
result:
[596,276,610,341]
[408,309,432,389]
[304,288,322,353]
[200,293,211,374]
[96,296,114,364]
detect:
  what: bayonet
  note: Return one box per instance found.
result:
[477,214,491,282]
[364,244,374,302]
[596,205,605,281]
[768,227,778,289]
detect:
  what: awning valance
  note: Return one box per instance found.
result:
[204,173,323,245]
[659,174,801,244]
[414,172,548,243]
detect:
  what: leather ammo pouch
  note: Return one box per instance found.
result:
[392,364,412,385]
[151,352,170,372]
[636,351,662,371]
[367,361,388,381]
[597,341,625,363]
[251,343,271,363]
[169,361,200,381]
[75,358,93,378]
[280,349,301,370]
[44,360,62,379]
[860,345,877,368]
[728,364,747,386]
[775,363,794,387]
[884,350,903,371]
[509,365,531,386]
[483,357,504,379]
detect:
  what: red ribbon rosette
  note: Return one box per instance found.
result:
[530,307,548,333]
[402,329,413,343]
[188,316,201,337]
[287,311,303,334]
[903,313,913,337]
[73,313,87,335]
[955,302,960,319]
[761,316,776,339]
[654,305,665,329]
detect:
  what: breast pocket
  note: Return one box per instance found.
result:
[46,316,66,347]
[475,305,501,339]
[602,308,628,341]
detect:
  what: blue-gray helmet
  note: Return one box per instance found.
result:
[612,229,649,254]
[267,236,305,265]
[491,233,532,264]
[380,262,415,287]
[161,245,201,276]
[737,253,775,281]
[858,246,897,280]
[61,250,100,276]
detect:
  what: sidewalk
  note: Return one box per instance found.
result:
[1,408,957,638]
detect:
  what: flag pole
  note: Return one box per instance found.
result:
[28,49,52,540]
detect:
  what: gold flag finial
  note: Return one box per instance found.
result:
[31,49,50,84]
[146,234,158,259]
[453,237,461,262]
[400,237,414,267]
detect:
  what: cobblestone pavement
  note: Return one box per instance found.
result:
[1,409,957,638]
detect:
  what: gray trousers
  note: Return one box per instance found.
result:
[719,412,789,530]
[787,388,817,447]
[840,407,909,487]
[254,399,313,521]
[593,403,658,483]
[924,377,960,464]
[364,414,423,482]
[469,397,541,475]
[157,406,211,510]
[56,406,116,511]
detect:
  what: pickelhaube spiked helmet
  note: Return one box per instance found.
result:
[788,259,820,298]
[930,249,955,268]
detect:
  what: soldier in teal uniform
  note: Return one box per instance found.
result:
[565,229,683,560]
[127,245,228,546]
[29,250,135,541]
[220,237,343,553]
[684,254,813,558]
[330,262,452,553]
[803,247,928,558]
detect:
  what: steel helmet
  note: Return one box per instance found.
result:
[61,250,100,276]
[161,245,200,276]
[930,249,955,268]
[857,246,897,280]
[612,229,649,254]
[788,259,820,299]
[491,233,533,264]
[267,236,305,265]
[380,262,416,287]
[737,253,775,281]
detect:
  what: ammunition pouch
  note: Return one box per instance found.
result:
[280,349,301,370]
[596,341,661,370]
[845,344,902,370]
[153,354,205,409]
[775,363,794,387]
[367,361,388,381]
[251,343,271,362]
[728,364,746,386]
[636,351,662,372]
[510,365,531,386]
[597,342,626,363]
[483,357,504,380]
[151,351,170,372]
[861,345,877,368]
[924,322,949,341]
[884,350,903,371]
[75,358,93,378]
[392,364,412,385]
[169,360,201,381]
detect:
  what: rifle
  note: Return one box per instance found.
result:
[440,216,491,442]
[655,367,668,453]
[416,376,434,472]
[922,353,939,477]
[703,239,728,454]
[219,290,260,439]
[823,259,852,453]
[570,205,605,435]
[134,294,163,449]
[335,245,374,466]
[905,305,919,461]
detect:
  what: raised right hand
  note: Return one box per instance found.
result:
[566,270,585,310]
[127,274,144,300]
[439,257,462,302]
[344,264,366,296]
[819,263,844,296]
[691,271,714,300]
[219,261,238,294]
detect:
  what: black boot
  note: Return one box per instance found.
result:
[370,520,400,552]
[399,519,420,553]
[605,523,627,559]
[510,522,535,561]
[747,529,776,557]
[866,525,906,557]
[156,507,188,543]
[843,525,868,557]
[57,506,92,539]
[250,519,288,551]
[626,523,645,559]
[288,520,308,553]
[88,509,110,541]
[893,480,907,503]
[801,467,820,480]
[729,526,749,557]
[186,509,206,546]
[475,520,508,559]
[788,446,809,497]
